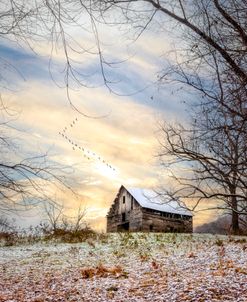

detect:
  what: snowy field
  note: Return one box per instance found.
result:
[1,233,247,302]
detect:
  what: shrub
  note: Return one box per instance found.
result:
[0,231,18,246]
[215,238,224,246]
[0,216,19,246]
[43,226,97,243]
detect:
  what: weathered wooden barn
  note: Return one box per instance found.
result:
[107,185,193,233]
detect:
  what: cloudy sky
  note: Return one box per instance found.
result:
[0,7,217,230]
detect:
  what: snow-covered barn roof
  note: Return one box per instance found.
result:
[124,186,193,217]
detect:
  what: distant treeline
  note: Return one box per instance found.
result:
[195,216,247,235]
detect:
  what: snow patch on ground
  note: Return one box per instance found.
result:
[0,233,247,302]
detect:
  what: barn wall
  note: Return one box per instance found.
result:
[107,187,143,232]
[118,187,135,214]
[129,207,143,231]
[141,210,193,233]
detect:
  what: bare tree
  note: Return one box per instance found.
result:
[0,0,112,109]
[0,1,86,214]
[59,205,88,232]
[0,215,16,233]
[73,205,87,232]
[2,1,246,104]
[43,202,65,233]
[89,0,247,110]
[159,100,247,234]
[42,201,87,234]
[0,103,75,214]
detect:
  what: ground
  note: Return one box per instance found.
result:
[1,233,247,302]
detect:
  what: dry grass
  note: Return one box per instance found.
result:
[1,233,247,301]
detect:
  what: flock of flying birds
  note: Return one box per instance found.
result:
[59,117,116,172]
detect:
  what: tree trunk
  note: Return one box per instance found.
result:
[231,196,240,235]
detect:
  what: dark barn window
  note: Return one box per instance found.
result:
[123,196,125,204]
[122,213,126,222]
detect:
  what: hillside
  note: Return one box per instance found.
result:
[195,216,232,235]
[1,233,247,302]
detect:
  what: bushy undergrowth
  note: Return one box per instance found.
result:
[0,216,19,246]
[0,217,99,246]
[0,227,99,246]
[42,226,97,243]
[0,231,18,246]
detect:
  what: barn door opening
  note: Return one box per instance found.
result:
[117,222,129,232]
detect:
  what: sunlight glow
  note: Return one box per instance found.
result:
[94,162,118,180]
